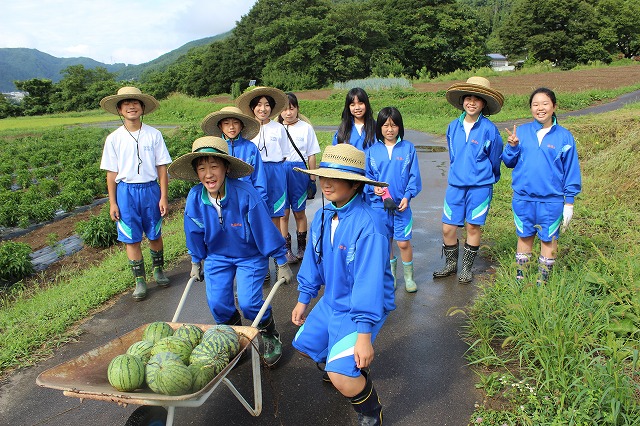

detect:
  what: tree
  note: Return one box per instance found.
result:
[598,0,640,58]
[14,78,54,116]
[50,65,118,112]
[0,94,21,119]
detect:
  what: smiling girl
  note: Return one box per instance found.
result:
[332,87,376,151]
[502,87,582,283]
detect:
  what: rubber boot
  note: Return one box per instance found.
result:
[390,257,397,290]
[402,261,417,293]
[433,240,459,278]
[350,369,382,426]
[285,233,299,264]
[537,256,555,285]
[150,249,170,287]
[258,316,282,367]
[516,252,532,282]
[458,243,479,284]
[221,310,242,326]
[296,231,307,260]
[130,259,147,301]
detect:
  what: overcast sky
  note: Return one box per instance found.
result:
[0,0,257,65]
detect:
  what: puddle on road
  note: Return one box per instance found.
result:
[416,145,447,153]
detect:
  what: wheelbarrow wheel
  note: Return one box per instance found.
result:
[125,406,168,426]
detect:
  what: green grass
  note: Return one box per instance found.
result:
[466,104,640,424]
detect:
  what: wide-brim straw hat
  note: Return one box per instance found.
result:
[446,77,504,115]
[100,86,160,115]
[201,106,261,139]
[294,144,387,187]
[168,136,254,181]
[235,86,288,120]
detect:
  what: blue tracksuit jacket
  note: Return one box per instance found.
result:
[502,120,581,203]
[446,113,503,187]
[226,136,268,203]
[365,139,422,207]
[296,195,396,333]
[184,179,287,265]
[332,119,370,151]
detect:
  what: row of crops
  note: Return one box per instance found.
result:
[0,125,198,230]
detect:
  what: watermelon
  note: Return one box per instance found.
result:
[107,354,145,392]
[146,360,193,396]
[173,324,204,349]
[150,336,193,364]
[188,363,217,392]
[202,326,240,360]
[146,352,185,393]
[126,340,154,363]
[189,337,230,366]
[142,321,174,343]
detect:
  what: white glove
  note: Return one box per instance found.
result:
[190,261,204,281]
[276,263,293,285]
[561,204,574,232]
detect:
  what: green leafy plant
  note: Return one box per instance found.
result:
[167,179,195,201]
[0,241,34,282]
[76,205,117,248]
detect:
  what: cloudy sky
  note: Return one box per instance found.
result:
[0,0,257,65]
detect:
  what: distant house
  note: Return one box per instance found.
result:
[487,53,515,72]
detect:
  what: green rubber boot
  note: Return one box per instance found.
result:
[258,316,282,367]
[403,261,418,293]
[150,249,170,287]
[130,259,147,301]
[390,257,397,290]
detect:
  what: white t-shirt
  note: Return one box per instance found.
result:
[283,119,321,163]
[537,127,552,146]
[251,120,290,163]
[463,120,474,141]
[100,124,172,184]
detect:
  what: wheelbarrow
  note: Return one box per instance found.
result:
[36,276,285,426]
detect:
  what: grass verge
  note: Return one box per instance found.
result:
[465,104,640,424]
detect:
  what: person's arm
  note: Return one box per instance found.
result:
[502,124,521,169]
[157,164,169,217]
[106,171,119,221]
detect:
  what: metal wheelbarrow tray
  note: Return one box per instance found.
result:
[36,276,284,425]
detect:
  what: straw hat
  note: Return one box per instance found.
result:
[445,77,504,115]
[294,144,388,187]
[235,86,288,120]
[100,86,160,115]
[168,136,254,181]
[200,106,261,139]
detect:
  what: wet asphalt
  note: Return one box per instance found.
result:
[0,129,494,426]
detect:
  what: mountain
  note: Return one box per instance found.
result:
[0,32,230,92]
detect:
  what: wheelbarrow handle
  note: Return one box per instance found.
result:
[251,278,285,328]
[172,276,198,323]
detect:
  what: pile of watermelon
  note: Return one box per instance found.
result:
[107,321,241,395]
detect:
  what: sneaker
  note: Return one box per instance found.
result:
[261,333,282,367]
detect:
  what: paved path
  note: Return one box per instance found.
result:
[0,149,487,426]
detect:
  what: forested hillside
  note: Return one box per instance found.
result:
[1,0,638,118]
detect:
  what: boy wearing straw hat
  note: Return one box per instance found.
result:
[291,144,395,426]
[433,77,504,284]
[200,106,268,203]
[99,86,172,301]
[168,136,293,367]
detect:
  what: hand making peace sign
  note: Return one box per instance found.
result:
[505,124,519,147]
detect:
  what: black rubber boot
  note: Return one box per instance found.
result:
[433,240,459,278]
[296,231,307,260]
[285,233,298,264]
[221,310,242,326]
[129,259,147,301]
[350,370,382,426]
[516,252,532,282]
[537,255,555,285]
[150,249,170,287]
[458,243,479,284]
[258,316,282,367]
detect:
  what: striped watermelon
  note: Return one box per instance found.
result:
[188,363,217,392]
[202,326,240,360]
[126,340,154,363]
[142,321,174,343]
[150,336,193,364]
[146,360,193,396]
[107,354,145,392]
[173,324,204,349]
[189,338,230,366]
